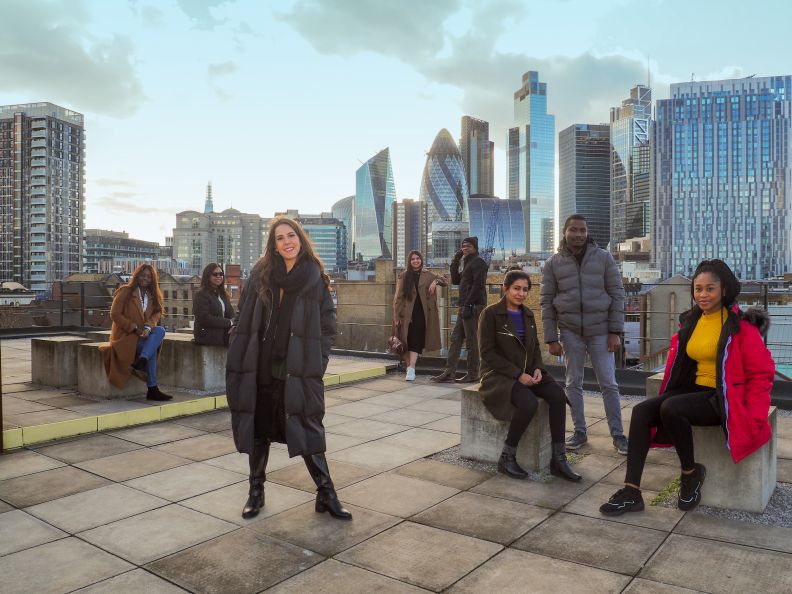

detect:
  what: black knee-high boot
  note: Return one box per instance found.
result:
[303,453,352,520]
[242,439,270,519]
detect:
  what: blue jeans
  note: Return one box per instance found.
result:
[136,326,165,387]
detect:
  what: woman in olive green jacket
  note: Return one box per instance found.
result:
[478,270,580,482]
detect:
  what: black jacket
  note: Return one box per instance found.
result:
[451,253,488,308]
[193,288,234,346]
[226,260,335,457]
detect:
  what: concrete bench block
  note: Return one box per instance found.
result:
[693,407,777,513]
[460,384,551,471]
[645,372,664,399]
[31,336,91,387]
[157,334,227,392]
[77,342,147,399]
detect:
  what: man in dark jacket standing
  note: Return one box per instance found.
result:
[540,214,628,454]
[432,236,489,383]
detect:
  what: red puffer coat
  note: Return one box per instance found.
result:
[658,306,775,463]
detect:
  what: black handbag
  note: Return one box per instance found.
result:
[387,320,406,357]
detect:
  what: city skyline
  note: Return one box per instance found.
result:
[3,0,789,244]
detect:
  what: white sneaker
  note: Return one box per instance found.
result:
[405,367,416,381]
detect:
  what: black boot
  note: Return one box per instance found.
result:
[242,439,270,519]
[146,385,172,401]
[498,444,528,479]
[550,442,582,482]
[303,453,352,520]
[430,370,456,383]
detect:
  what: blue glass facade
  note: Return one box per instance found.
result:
[507,71,556,254]
[467,196,526,261]
[300,218,347,274]
[653,76,792,279]
[420,129,469,223]
[331,195,354,260]
[355,148,395,260]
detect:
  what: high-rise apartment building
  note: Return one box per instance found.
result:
[83,229,160,273]
[558,124,611,249]
[0,102,85,293]
[653,76,792,279]
[355,148,395,260]
[392,198,428,267]
[460,116,494,196]
[507,71,556,253]
[331,195,355,261]
[610,85,652,249]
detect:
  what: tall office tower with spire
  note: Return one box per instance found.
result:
[355,148,395,260]
[204,181,214,214]
[610,85,652,251]
[0,103,85,294]
[460,116,494,196]
[507,71,556,253]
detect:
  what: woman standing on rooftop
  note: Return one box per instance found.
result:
[193,263,234,347]
[226,216,351,521]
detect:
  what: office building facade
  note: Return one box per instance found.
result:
[0,102,85,293]
[467,195,527,261]
[83,229,161,274]
[507,71,556,253]
[420,129,469,223]
[331,195,355,260]
[653,75,792,279]
[392,198,428,267]
[355,148,395,260]
[276,210,348,274]
[558,124,611,248]
[460,116,494,196]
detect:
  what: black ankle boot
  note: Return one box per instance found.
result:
[242,440,270,519]
[550,443,582,482]
[498,444,528,479]
[146,386,172,401]
[303,453,352,520]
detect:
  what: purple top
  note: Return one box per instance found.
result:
[507,309,525,341]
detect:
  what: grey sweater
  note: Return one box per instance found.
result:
[540,241,625,342]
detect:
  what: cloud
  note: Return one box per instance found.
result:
[207,61,237,100]
[176,0,235,30]
[0,0,145,118]
[94,178,137,188]
[95,194,177,216]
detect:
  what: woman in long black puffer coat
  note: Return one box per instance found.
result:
[226,216,351,521]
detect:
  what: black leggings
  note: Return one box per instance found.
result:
[624,387,721,486]
[506,374,567,447]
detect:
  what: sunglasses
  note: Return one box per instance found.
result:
[211,272,225,277]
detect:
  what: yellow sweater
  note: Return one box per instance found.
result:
[686,308,727,388]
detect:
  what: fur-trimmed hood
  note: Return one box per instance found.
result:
[740,307,771,338]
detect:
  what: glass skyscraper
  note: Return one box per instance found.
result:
[355,148,395,260]
[460,116,494,196]
[420,128,469,223]
[467,195,527,261]
[392,198,428,267]
[653,75,792,279]
[558,124,611,249]
[507,71,555,253]
[610,85,652,249]
[331,195,355,260]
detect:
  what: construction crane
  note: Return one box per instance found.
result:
[482,201,506,264]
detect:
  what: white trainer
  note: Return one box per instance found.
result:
[405,367,416,381]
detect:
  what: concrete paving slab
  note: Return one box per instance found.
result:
[513,512,667,575]
[74,448,191,482]
[377,427,460,455]
[5,408,87,427]
[574,433,625,459]
[447,548,630,594]
[145,530,322,594]
[320,411,358,427]
[621,578,701,593]
[421,415,460,434]
[109,422,206,446]
[123,461,244,502]
[674,512,792,554]
[37,395,97,409]
[645,447,680,467]
[0,510,67,556]
[327,440,426,472]
[395,459,491,490]
[324,432,370,453]
[329,400,399,418]
[390,385,461,399]
[337,521,501,592]
[338,473,458,518]
[33,434,142,464]
[0,449,65,481]
[268,458,375,492]
[171,410,232,433]
[600,463,680,493]
[569,416,614,433]
[363,392,431,408]
[370,408,450,427]
[1,396,55,415]
[563,483,684,532]
[572,453,625,482]
[201,451,251,474]
[74,569,189,593]
[267,559,429,594]
[0,466,110,508]
[353,378,412,392]
[26,483,168,534]
[153,433,238,461]
[328,386,387,401]
[0,537,133,594]
[405,399,461,415]
[78,505,236,565]
[640,534,792,593]
[0,500,13,513]
[250,501,400,557]
[329,418,411,440]
[471,474,592,509]
[413,491,551,545]
[180,480,313,525]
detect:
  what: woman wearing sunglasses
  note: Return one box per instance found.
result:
[193,263,235,347]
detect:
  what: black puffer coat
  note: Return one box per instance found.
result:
[226,260,335,457]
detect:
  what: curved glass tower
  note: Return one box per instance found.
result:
[420,129,469,222]
[355,148,395,260]
[331,195,355,260]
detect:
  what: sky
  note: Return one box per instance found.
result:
[1,0,789,244]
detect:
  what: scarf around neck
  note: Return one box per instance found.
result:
[261,257,313,367]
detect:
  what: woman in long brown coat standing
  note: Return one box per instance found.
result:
[101,263,171,401]
[393,250,446,381]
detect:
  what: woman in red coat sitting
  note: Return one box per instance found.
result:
[600,259,775,515]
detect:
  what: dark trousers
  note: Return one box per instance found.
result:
[506,374,567,447]
[445,305,484,376]
[624,387,721,486]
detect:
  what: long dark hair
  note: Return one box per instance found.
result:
[252,216,328,303]
[200,263,228,297]
[401,250,424,298]
[690,259,741,311]
[123,263,163,314]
